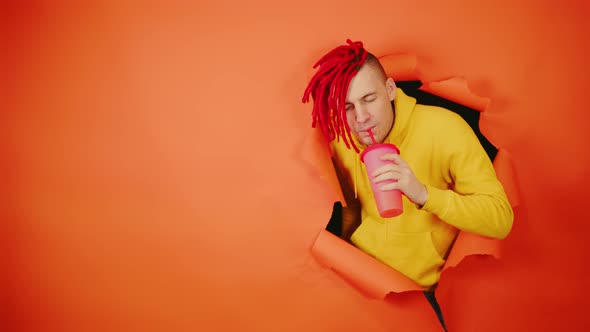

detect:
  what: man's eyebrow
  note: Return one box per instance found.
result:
[362,92,377,98]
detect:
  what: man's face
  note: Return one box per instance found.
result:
[344,64,396,146]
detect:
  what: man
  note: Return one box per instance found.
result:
[302,40,514,330]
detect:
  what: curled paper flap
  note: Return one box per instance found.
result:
[311,230,423,298]
[442,232,501,271]
[419,77,490,112]
[492,148,521,208]
[378,54,419,81]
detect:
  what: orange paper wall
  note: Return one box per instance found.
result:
[2,1,589,331]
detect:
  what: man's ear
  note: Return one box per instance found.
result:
[386,77,396,101]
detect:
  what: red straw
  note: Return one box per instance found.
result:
[368,129,377,144]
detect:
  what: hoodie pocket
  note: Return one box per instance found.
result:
[376,231,446,287]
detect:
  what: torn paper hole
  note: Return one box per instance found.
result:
[302,53,521,299]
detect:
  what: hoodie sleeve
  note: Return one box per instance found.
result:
[419,112,514,239]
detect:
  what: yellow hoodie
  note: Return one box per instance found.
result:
[330,88,513,288]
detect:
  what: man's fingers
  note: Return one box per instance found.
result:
[379,182,400,191]
[371,164,402,177]
[379,153,397,160]
[373,171,401,184]
[379,153,408,167]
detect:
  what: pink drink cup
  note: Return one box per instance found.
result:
[360,143,403,218]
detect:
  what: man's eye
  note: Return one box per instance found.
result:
[345,105,353,111]
[364,96,376,102]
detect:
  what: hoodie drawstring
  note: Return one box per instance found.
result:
[354,154,358,199]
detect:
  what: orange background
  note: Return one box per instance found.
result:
[2,1,590,331]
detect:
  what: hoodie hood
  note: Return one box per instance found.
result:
[385,87,417,147]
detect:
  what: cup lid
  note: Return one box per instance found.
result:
[360,143,400,163]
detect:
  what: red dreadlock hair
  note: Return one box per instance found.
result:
[302,39,368,153]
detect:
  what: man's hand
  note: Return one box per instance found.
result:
[371,153,428,206]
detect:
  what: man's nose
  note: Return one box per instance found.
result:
[354,105,370,123]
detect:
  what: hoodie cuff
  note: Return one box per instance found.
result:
[418,185,451,219]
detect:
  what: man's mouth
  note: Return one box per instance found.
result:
[358,126,376,135]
